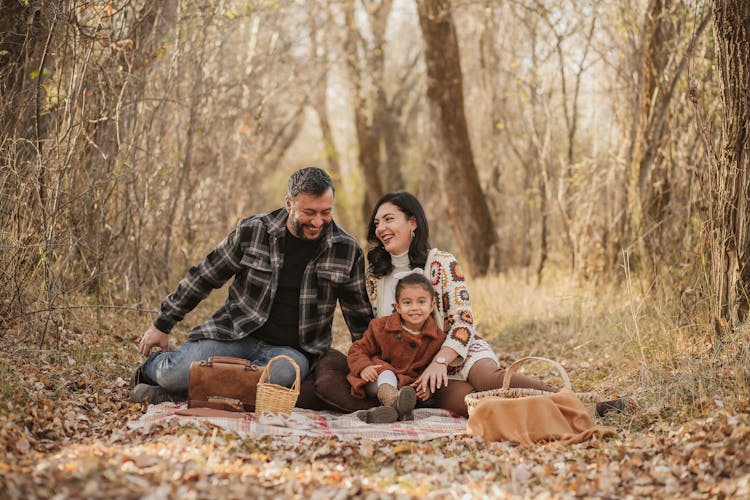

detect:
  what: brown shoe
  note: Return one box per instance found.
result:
[377,384,416,419]
[129,383,184,404]
[394,386,416,420]
[596,397,635,417]
[376,383,398,406]
[355,406,399,424]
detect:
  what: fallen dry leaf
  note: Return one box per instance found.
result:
[1,309,749,499]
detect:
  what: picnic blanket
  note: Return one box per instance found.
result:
[128,403,468,441]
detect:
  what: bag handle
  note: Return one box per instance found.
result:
[258,355,301,392]
[205,356,259,370]
[501,356,572,391]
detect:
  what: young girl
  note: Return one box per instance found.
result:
[347,271,446,423]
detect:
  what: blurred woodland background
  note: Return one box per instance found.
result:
[0,0,748,356]
[3,4,750,496]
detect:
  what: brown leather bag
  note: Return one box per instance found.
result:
[187,356,264,412]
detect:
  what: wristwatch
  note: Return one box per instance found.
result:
[434,356,447,365]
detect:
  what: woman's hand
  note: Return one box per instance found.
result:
[414,361,448,395]
[360,364,381,382]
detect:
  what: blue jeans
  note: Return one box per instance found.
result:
[141,335,310,394]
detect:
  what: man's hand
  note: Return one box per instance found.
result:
[139,325,169,357]
[413,361,448,394]
[360,364,381,382]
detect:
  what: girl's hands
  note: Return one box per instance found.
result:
[412,383,433,401]
[360,364,381,382]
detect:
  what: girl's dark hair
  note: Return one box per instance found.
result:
[367,192,430,277]
[395,273,435,301]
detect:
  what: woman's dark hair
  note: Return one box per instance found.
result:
[395,272,435,301]
[367,191,430,277]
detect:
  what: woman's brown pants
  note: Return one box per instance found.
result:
[434,358,558,418]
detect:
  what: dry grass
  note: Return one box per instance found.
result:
[2,270,750,497]
[2,267,748,432]
[468,268,750,427]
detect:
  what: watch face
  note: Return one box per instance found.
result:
[436,356,446,364]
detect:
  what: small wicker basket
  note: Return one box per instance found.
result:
[465,356,599,417]
[255,355,301,415]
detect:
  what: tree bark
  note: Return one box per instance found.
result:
[0,0,53,213]
[415,0,497,276]
[628,0,673,275]
[343,0,390,222]
[710,0,750,333]
[0,0,44,140]
[628,1,710,276]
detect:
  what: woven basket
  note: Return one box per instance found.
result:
[465,356,599,417]
[255,355,300,415]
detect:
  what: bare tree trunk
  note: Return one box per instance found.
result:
[415,0,496,276]
[541,3,597,274]
[628,0,672,276]
[382,101,407,192]
[343,0,391,222]
[709,0,750,333]
[317,116,340,179]
[121,0,179,299]
[629,1,711,275]
[516,10,549,283]
[0,0,45,142]
[605,2,710,278]
[308,2,341,180]
[478,7,505,272]
[537,159,549,286]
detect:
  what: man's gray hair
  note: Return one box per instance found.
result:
[287,167,335,200]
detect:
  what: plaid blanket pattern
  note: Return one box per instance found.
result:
[129,403,468,441]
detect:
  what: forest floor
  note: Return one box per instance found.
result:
[2,271,749,498]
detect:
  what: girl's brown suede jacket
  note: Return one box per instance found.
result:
[346,312,446,398]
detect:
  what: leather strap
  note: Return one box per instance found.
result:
[204,356,260,371]
[176,407,247,419]
[189,399,254,412]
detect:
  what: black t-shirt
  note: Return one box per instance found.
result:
[252,227,320,351]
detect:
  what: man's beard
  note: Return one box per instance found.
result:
[289,213,329,241]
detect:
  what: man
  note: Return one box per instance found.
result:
[130,167,373,403]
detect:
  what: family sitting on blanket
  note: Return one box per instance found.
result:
[129,166,629,419]
[347,272,445,424]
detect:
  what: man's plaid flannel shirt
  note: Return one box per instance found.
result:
[153,208,374,359]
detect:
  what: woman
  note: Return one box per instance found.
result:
[365,192,627,418]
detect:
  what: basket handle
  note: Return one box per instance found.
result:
[501,356,572,391]
[205,356,259,370]
[258,355,301,392]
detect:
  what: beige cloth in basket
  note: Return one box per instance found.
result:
[466,388,617,446]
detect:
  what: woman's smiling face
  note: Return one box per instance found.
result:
[373,202,417,255]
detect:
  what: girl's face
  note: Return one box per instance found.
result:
[394,284,434,331]
[373,202,417,256]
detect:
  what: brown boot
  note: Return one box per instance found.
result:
[377,384,416,420]
[129,383,184,404]
[596,397,636,417]
[354,406,398,424]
